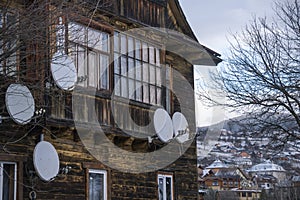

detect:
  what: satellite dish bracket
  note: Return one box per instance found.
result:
[148,135,158,144]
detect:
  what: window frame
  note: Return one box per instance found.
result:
[83,162,110,200]
[0,154,25,200]
[113,31,162,106]
[68,22,111,91]
[212,181,219,186]
[0,162,17,200]
[87,169,107,200]
[157,172,174,200]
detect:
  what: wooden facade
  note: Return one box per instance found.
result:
[0,0,221,199]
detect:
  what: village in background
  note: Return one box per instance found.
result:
[196,117,300,200]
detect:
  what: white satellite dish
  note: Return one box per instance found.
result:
[5,84,35,125]
[153,108,173,143]
[51,51,77,91]
[172,112,189,143]
[33,141,60,182]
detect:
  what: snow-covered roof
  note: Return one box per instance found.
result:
[202,169,212,177]
[248,160,285,172]
[206,159,228,169]
[292,176,300,182]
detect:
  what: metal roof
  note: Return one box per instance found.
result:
[249,160,285,172]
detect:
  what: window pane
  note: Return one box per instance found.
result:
[156,67,161,86]
[89,173,104,200]
[88,28,102,50]
[101,33,109,52]
[121,77,128,98]
[2,163,16,200]
[143,84,149,103]
[100,55,109,89]
[114,53,120,74]
[121,34,127,55]
[121,56,127,75]
[114,75,121,96]
[68,23,86,45]
[135,81,142,102]
[158,177,164,200]
[149,65,156,85]
[156,48,161,66]
[149,46,155,64]
[142,43,148,62]
[77,46,86,87]
[114,32,119,52]
[128,58,135,79]
[128,36,134,57]
[157,88,161,105]
[166,177,172,200]
[142,63,149,83]
[135,39,141,60]
[88,51,97,87]
[128,79,135,99]
[135,60,142,81]
[150,85,156,105]
[111,34,164,105]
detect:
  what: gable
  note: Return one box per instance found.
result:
[166,0,196,40]
[166,0,222,65]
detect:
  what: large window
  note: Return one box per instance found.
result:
[0,9,17,76]
[69,22,110,90]
[88,169,107,200]
[0,162,17,200]
[158,173,173,200]
[113,32,162,105]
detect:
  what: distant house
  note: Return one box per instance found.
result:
[199,159,266,200]
[248,160,286,182]
[218,189,261,200]
[201,167,250,191]
[206,159,229,173]
[239,152,251,158]
[234,157,253,167]
[253,174,277,190]
[292,176,300,187]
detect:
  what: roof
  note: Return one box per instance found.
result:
[254,174,277,181]
[168,0,222,65]
[214,168,249,180]
[215,169,241,179]
[292,176,300,182]
[201,169,213,178]
[249,160,285,172]
[206,159,228,169]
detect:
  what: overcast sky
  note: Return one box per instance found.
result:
[179,0,275,55]
[178,0,276,126]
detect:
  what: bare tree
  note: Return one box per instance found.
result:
[198,0,300,151]
[0,0,110,148]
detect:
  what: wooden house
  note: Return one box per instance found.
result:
[0,0,221,199]
[200,167,250,191]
